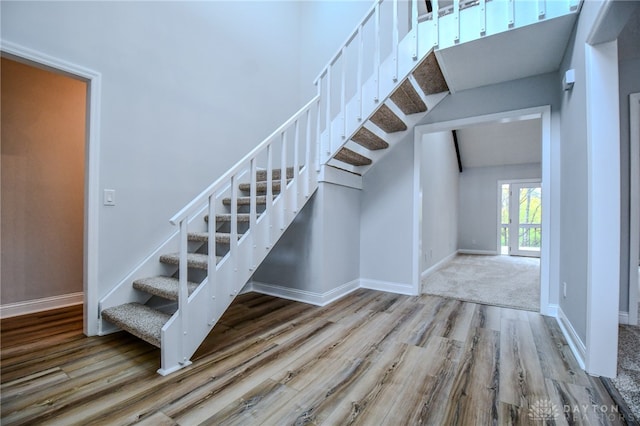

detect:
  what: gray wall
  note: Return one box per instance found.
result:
[1,58,86,304]
[252,182,361,294]
[618,56,640,313]
[421,131,459,271]
[420,73,560,128]
[360,138,415,287]
[458,163,542,252]
[557,0,603,343]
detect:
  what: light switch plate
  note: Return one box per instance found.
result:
[104,189,116,206]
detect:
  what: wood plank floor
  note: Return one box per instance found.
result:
[0,290,629,425]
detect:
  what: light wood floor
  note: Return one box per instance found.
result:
[0,290,627,425]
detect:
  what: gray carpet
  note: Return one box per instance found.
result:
[612,318,640,421]
[421,254,540,311]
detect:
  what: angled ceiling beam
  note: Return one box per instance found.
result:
[452,130,463,172]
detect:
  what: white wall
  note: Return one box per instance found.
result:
[298,0,373,101]
[458,163,542,253]
[1,1,304,306]
[420,131,459,271]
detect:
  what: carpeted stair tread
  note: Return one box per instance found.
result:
[188,232,242,244]
[102,303,170,348]
[351,127,389,151]
[370,104,407,133]
[412,52,449,96]
[133,276,199,301]
[334,148,373,166]
[222,195,270,206]
[238,179,292,194]
[205,213,252,223]
[159,252,219,270]
[390,79,428,115]
[255,167,295,182]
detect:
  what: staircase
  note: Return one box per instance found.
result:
[102,169,293,350]
[98,0,581,375]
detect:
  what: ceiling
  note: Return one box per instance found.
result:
[436,13,578,92]
[456,118,541,169]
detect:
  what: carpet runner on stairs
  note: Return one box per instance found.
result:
[329,51,449,170]
[351,127,390,150]
[101,169,290,348]
[335,147,373,166]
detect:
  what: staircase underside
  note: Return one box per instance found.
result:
[328,50,449,174]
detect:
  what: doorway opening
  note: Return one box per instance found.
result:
[499,180,542,257]
[1,56,87,318]
[1,41,102,335]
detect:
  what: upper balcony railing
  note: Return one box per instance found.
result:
[313,0,581,165]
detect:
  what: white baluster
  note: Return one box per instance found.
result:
[453,0,460,43]
[357,25,364,120]
[412,0,418,60]
[393,0,399,82]
[293,119,300,212]
[207,194,216,325]
[341,46,347,139]
[479,0,486,35]
[178,218,188,363]
[374,1,380,102]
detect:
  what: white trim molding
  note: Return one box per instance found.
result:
[360,278,415,296]
[557,307,586,370]
[421,250,458,279]
[1,40,102,336]
[250,279,360,307]
[457,249,499,256]
[0,293,84,319]
[619,311,629,325]
[628,93,640,326]
[584,40,620,378]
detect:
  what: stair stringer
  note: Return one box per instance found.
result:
[158,168,319,375]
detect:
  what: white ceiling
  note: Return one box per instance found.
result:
[456,118,541,169]
[436,13,578,92]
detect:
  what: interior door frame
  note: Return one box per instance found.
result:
[497,179,542,258]
[1,40,102,336]
[413,105,554,316]
[629,92,639,326]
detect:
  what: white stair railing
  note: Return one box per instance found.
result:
[315,0,435,165]
[314,0,581,167]
[158,96,320,375]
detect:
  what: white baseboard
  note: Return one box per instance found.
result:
[421,251,457,279]
[457,249,499,255]
[556,307,586,370]
[360,278,416,296]
[250,279,360,306]
[0,292,83,319]
[544,303,559,318]
[619,311,629,325]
